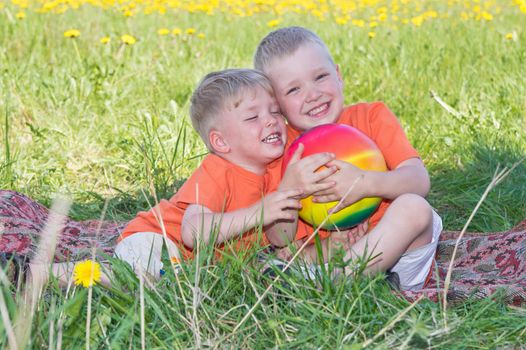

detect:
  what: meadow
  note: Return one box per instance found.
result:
[1,0,526,348]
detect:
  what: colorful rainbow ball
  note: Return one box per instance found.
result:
[282,124,387,230]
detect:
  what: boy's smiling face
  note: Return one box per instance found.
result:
[210,86,286,174]
[265,43,344,132]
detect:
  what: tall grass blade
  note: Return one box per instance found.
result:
[442,157,524,322]
[14,195,71,349]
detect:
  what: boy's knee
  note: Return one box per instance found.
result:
[395,193,433,231]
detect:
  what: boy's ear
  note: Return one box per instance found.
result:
[209,130,230,154]
[335,64,344,85]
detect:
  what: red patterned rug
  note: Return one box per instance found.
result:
[1,190,525,304]
[402,219,526,305]
[0,190,124,261]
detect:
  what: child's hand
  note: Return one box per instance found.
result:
[261,188,303,226]
[312,159,368,212]
[346,221,369,245]
[330,221,368,250]
[281,143,338,197]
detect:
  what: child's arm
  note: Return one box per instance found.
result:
[181,188,303,249]
[312,157,430,211]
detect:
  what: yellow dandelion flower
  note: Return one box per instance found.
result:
[481,12,493,21]
[100,36,111,44]
[123,10,134,17]
[352,19,365,27]
[197,33,205,39]
[186,28,196,35]
[505,32,516,41]
[16,11,26,19]
[369,21,378,28]
[73,260,101,288]
[267,19,281,28]
[121,34,137,45]
[368,32,376,39]
[158,28,170,36]
[411,16,424,26]
[63,29,81,38]
[172,28,182,36]
[335,17,347,25]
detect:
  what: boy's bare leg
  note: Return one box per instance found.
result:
[345,193,434,274]
[274,235,347,267]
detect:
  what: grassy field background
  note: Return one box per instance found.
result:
[1,0,526,348]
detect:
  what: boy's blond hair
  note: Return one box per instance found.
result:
[190,68,274,151]
[254,26,334,73]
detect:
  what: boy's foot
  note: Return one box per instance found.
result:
[385,271,401,290]
[0,253,30,286]
[261,258,291,279]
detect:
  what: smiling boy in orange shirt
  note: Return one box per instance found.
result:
[254,27,443,290]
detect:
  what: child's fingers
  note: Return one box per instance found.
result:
[300,152,335,171]
[305,181,335,195]
[312,194,340,203]
[311,185,336,196]
[288,143,304,164]
[326,159,356,170]
[280,188,304,199]
[281,199,302,210]
[311,165,338,182]
[346,230,358,245]
[356,222,369,237]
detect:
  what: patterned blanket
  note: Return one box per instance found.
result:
[1,190,525,305]
[402,219,526,306]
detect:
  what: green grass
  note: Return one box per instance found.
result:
[1,1,526,348]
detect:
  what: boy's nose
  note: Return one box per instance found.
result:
[305,86,322,102]
[266,114,277,126]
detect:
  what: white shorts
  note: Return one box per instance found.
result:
[114,232,181,279]
[389,209,443,291]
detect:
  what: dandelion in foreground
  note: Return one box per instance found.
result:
[100,36,110,44]
[368,31,376,39]
[73,260,101,288]
[158,28,170,36]
[16,11,26,19]
[197,33,205,39]
[172,28,182,36]
[505,32,516,41]
[121,34,137,45]
[64,29,81,38]
[186,28,196,35]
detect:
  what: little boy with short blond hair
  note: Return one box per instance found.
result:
[117,68,336,278]
[254,26,443,291]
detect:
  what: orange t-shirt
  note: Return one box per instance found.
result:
[286,102,420,240]
[120,154,282,259]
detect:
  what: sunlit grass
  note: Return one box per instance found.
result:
[1,0,526,348]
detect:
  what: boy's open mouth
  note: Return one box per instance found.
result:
[261,132,282,144]
[306,102,330,118]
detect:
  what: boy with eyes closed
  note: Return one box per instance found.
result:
[117,68,341,278]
